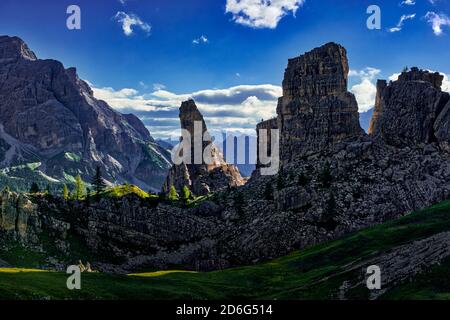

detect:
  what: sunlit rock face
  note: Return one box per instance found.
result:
[274,42,364,166]
[0,36,171,191]
[163,100,244,196]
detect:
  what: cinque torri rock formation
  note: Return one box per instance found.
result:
[0,36,171,191]
[2,41,450,276]
[163,99,244,196]
[277,43,364,164]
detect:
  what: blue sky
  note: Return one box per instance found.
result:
[1,0,450,138]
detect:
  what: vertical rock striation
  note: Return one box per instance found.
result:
[369,67,450,147]
[274,42,364,166]
[0,36,171,191]
[163,100,244,196]
[0,190,39,240]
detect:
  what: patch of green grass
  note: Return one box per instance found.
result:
[64,152,81,162]
[185,193,213,207]
[1,199,450,300]
[101,184,156,200]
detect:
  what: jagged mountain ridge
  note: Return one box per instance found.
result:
[2,41,450,276]
[0,36,171,191]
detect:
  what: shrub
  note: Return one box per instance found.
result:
[181,186,191,206]
[168,185,179,202]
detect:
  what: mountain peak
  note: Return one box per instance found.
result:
[0,35,37,62]
[397,67,444,90]
[0,35,171,191]
[283,42,349,98]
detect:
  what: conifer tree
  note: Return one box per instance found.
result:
[168,185,179,202]
[181,185,191,206]
[74,174,85,200]
[91,166,107,196]
[62,184,70,200]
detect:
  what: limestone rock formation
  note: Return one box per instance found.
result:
[163,100,244,195]
[0,35,171,191]
[5,42,450,275]
[369,67,450,147]
[275,42,364,165]
[0,189,39,240]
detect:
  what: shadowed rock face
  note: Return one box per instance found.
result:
[0,190,39,240]
[0,36,171,191]
[275,42,364,165]
[369,67,450,147]
[163,100,244,196]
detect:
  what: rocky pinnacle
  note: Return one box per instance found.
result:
[163,100,244,196]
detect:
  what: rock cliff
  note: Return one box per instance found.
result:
[0,36,171,192]
[3,42,450,274]
[276,42,364,165]
[369,67,450,147]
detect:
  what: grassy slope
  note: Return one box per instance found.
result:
[1,199,450,300]
[101,184,155,199]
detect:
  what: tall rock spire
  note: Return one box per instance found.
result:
[163,100,244,196]
[274,42,364,165]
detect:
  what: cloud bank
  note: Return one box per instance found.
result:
[93,84,282,139]
[349,67,381,113]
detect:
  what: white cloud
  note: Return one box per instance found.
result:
[349,67,381,112]
[192,35,208,44]
[225,0,305,29]
[442,74,450,92]
[351,79,378,113]
[400,0,415,5]
[349,67,381,80]
[94,87,139,100]
[92,83,281,139]
[113,11,151,36]
[425,12,450,35]
[388,13,416,32]
[152,83,166,90]
[389,73,401,81]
